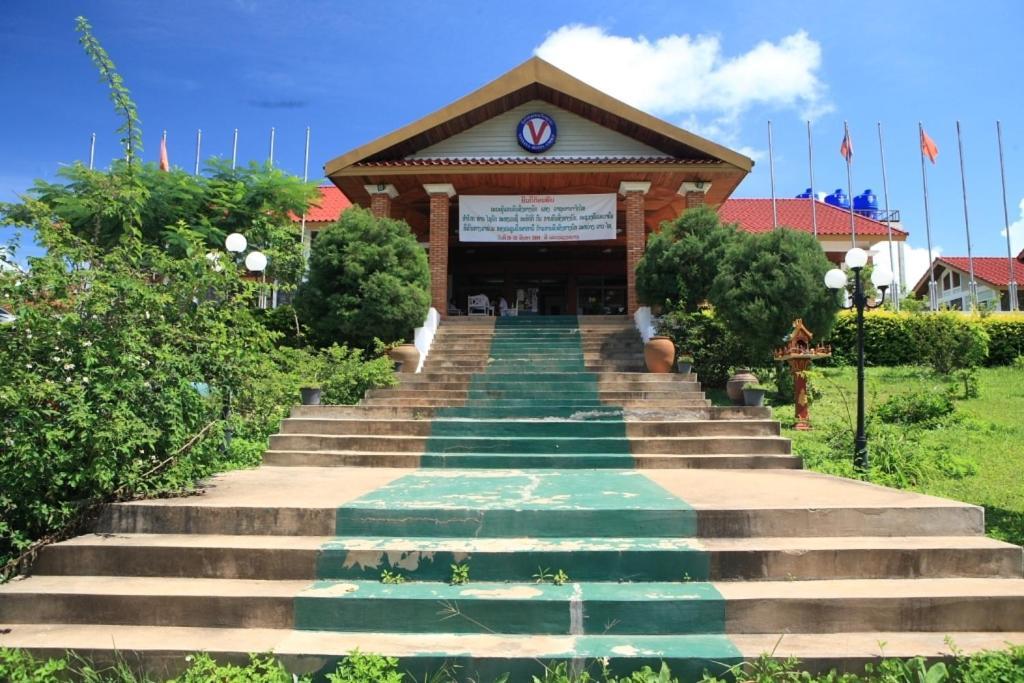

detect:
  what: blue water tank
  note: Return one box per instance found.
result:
[854,189,879,219]
[796,187,814,199]
[825,188,849,209]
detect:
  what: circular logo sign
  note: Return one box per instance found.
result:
[516,113,557,153]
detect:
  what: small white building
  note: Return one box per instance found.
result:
[912,253,1024,311]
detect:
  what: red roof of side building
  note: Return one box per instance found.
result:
[717,198,907,239]
[916,256,1022,291]
[292,185,351,224]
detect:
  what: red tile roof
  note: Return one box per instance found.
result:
[923,256,1022,289]
[353,156,709,167]
[718,198,907,239]
[293,185,351,223]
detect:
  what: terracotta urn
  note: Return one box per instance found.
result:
[389,344,420,373]
[644,336,675,373]
[726,369,759,405]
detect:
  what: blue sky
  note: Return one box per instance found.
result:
[2,0,1022,283]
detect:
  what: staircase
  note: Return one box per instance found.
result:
[1,315,1022,680]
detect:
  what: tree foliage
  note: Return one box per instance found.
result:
[295,207,430,348]
[635,206,737,311]
[709,228,841,366]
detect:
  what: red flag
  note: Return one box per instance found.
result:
[920,127,939,164]
[840,129,853,162]
[159,136,170,171]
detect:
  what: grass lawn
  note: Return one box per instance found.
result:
[762,365,1024,546]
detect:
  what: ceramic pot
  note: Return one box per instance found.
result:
[389,343,420,373]
[644,336,675,373]
[299,387,322,406]
[743,388,766,407]
[677,361,693,375]
[726,369,759,404]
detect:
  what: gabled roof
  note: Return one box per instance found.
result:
[912,256,1021,293]
[325,56,753,176]
[303,185,351,223]
[717,198,908,240]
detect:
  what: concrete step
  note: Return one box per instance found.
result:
[4,576,1023,634]
[364,389,707,400]
[290,404,767,420]
[262,450,797,469]
[267,434,789,456]
[398,372,698,383]
[390,380,702,392]
[421,362,649,372]
[3,624,1022,680]
[91,468,989,539]
[359,397,712,408]
[34,534,1021,582]
[276,419,777,438]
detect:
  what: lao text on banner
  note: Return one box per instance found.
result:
[459,194,616,243]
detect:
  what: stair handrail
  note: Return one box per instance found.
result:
[412,307,440,373]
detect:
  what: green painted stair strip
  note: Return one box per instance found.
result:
[295,581,725,636]
[335,470,697,538]
[315,536,710,582]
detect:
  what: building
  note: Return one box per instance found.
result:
[312,57,910,316]
[321,56,752,317]
[913,251,1024,311]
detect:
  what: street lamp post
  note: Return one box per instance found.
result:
[224,232,268,307]
[824,247,891,471]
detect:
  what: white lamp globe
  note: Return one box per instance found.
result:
[225,233,247,253]
[871,267,893,289]
[844,247,868,270]
[205,251,223,273]
[245,250,267,272]
[824,268,848,290]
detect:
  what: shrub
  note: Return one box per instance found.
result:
[709,228,841,367]
[828,311,1023,368]
[874,390,955,425]
[912,311,989,374]
[635,206,737,311]
[658,309,745,387]
[295,207,430,348]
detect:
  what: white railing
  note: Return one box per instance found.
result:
[412,307,440,373]
[633,306,657,343]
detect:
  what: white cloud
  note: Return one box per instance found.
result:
[534,25,831,146]
[999,197,1024,256]
[871,241,941,293]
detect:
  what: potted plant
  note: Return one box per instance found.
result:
[676,352,695,375]
[726,368,759,404]
[742,382,770,407]
[297,351,326,406]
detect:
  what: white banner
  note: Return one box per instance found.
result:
[459,194,617,243]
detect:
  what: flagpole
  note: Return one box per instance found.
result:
[194,128,202,176]
[768,120,778,228]
[955,121,978,310]
[231,128,239,170]
[269,127,276,166]
[807,121,818,238]
[997,120,1018,311]
[877,122,899,310]
[919,123,939,311]
[844,121,856,246]
[300,126,311,261]
[88,133,96,170]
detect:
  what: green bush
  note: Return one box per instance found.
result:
[828,311,1023,368]
[875,390,956,425]
[295,207,430,348]
[635,206,737,311]
[709,228,841,367]
[658,309,745,387]
[912,312,989,374]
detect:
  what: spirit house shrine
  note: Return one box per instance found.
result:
[323,56,754,317]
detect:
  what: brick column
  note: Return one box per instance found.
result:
[619,181,651,316]
[678,181,712,210]
[364,184,398,219]
[424,184,456,319]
